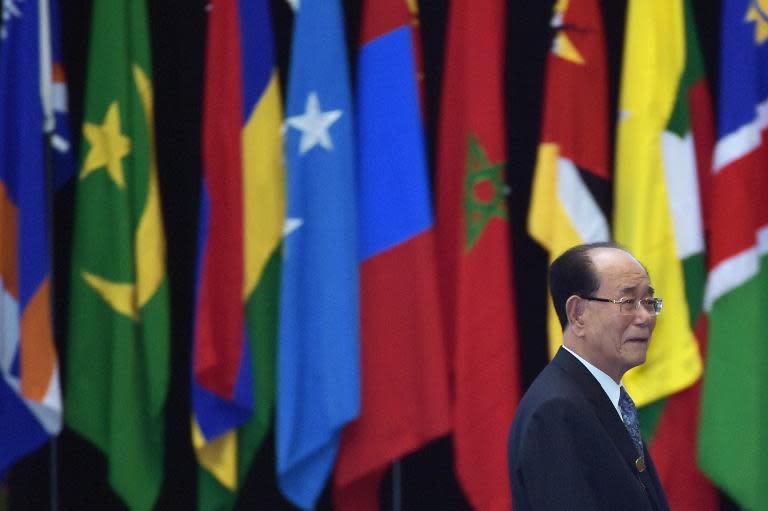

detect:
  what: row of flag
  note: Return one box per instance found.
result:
[2,0,768,510]
[529,0,767,510]
[2,0,519,510]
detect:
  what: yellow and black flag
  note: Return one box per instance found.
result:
[528,0,612,356]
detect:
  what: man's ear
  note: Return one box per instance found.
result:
[565,295,586,336]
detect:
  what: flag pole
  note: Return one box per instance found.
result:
[392,459,401,511]
[43,95,60,511]
[43,110,60,511]
[49,437,59,511]
[41,1,60,504]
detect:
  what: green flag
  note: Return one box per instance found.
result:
[698,1,768,508]
[64,2,170,510]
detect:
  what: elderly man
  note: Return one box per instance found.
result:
[508,242,670,511]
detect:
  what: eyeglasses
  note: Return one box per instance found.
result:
[580,296,663,316]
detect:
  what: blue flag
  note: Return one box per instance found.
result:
[277,0,360,508]
[0,0,65,475]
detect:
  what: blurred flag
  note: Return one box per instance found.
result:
[333,1,452,509]
[47,0,75,189]
[64,1,170,510]
[435,0,521,509]
[0,0,64,474]
[193,0,285,508]
[699,0,768,508]
[527,0,611,357]
[636,1,718,509]
[277,0,359,508]
[614,0,702,407]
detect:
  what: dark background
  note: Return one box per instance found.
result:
[8,0,732,509]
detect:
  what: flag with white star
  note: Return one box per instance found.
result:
[277,0,360,508]
[64,1,170,510]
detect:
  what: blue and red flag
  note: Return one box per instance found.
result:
[277,0,359,508]
[192,1,285,507]
[0,0,65,474]
[193,0,254,492]
[333,1,452,509]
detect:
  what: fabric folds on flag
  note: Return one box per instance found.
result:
[527,0,611,358]
[614,0,702,407]
[277,1,359,508]
[699,0,768,508]
[435,1,521,509]
[641,2,718,509]
[0,0,63,475]
[193,1,284,508]
[332,2,452,509]
[64,1,170,510]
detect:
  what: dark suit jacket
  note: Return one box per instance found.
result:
[507,348,670,511]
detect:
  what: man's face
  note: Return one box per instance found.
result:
[580,248,657,382]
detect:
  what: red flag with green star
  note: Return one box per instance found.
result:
[435,0,521,509]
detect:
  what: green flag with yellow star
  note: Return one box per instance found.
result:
[64,1,170,510]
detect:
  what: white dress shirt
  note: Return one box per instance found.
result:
[562,345,624,422]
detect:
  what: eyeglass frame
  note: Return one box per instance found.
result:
[579,295,663,315]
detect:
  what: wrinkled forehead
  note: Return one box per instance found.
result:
[602,268,654,297]
[590,248,653,295]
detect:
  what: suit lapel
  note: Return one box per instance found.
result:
[552,349,640,466]
[553,348,668,511]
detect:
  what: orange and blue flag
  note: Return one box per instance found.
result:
[0,0,65,474]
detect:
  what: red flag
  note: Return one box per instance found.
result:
[650,319,718,511]
[333,2,452,509]
[435,1,521,509]
[528,0,612,357]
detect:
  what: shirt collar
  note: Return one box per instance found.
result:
[562,345,623,418]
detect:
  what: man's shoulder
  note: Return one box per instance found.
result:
[522,350,588,401]
[511,357,591,434]
[508,364,599,469]
[520,362,587,411]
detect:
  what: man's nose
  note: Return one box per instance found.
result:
[633,303,654,326]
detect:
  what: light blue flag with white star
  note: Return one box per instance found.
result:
[276,0,360,508]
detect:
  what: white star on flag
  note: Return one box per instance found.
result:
[281,218,304,261]
[283,217,304,237]
[285,92,342,155]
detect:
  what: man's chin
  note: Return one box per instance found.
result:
[623,338,650,365]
